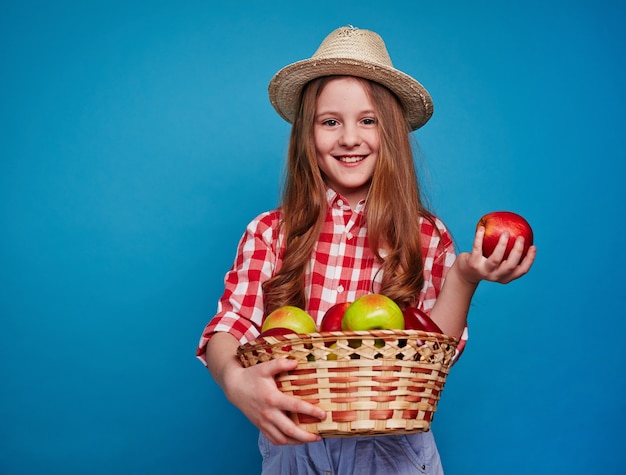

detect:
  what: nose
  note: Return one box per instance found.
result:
[338,123,361,147]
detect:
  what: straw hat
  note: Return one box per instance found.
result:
[268,26,433,131]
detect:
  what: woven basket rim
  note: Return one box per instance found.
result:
[240,329,458,346]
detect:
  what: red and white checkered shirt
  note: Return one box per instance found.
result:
[196,188,467,364]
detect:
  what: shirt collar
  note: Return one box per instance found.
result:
[325,187,367,212]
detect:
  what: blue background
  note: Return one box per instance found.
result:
[2,1,624,474]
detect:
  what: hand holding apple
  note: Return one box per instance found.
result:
[477,211,534,260]
[453,210,536,286]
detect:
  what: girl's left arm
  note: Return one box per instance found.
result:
[429,226,537,339]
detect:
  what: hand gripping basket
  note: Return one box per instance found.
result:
[237,330,458,437]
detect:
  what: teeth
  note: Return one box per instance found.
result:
[337,156,365,163]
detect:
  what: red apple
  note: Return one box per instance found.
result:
[320,302,352,332]
[258,327,298,338]
[341,294,404,331]
[477,211,534,259]
[261,306,317,334]
[402,307,443,333]
[258,327,297,352]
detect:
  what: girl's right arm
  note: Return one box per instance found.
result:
[205,331,326,446]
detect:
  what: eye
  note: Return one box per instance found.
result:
[362,117,377,125]
[322,119,339,127]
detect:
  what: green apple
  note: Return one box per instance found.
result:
[341,294,404,331]
[261,305,317,334]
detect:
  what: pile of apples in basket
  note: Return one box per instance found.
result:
[260,294,440,343]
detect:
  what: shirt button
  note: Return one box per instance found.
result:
[337,285,344,293]
[346,232,353,240]
[337,199,344,208]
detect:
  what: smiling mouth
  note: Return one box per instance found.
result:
[336,155,366,163]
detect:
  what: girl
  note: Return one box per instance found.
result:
[197,26,535,474]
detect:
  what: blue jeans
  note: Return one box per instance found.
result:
[259,431,444,474]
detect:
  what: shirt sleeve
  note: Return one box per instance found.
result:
[195,211,281,366]
[418,216,468,361]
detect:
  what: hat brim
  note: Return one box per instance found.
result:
[268,57,434,131]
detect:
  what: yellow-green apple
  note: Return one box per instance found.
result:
[477,211,534,259]
[402,307,442,333]
[261,305,317,334]
[320,302,352,332]
[326,343,339,360]
[342,294,404,331]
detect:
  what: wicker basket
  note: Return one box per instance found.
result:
[237,330,458,437]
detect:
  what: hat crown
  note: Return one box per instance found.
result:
[311,27,394,68]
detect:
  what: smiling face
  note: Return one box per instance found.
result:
[313,76,380,207]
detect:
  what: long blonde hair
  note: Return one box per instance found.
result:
[262,76,435,314]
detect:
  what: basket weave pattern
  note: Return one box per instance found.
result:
[237,330,458,437]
